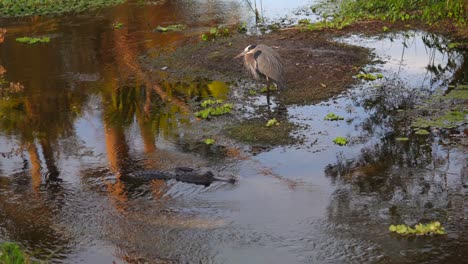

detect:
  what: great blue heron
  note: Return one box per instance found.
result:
[234,44,285,104]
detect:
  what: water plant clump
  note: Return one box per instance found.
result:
[0,0,126,17]
[333,136,348,146]
[16,36,50,44]
[195,99,233,119]
[324,113,344,121]
[155,24,186,32]
[389,221,446,235]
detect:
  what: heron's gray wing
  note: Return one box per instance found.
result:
[254,45,285,88]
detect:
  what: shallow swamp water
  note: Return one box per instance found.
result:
[0,0,467,263]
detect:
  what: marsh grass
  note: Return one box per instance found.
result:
[0,0,125,17]
[0,243,37,264]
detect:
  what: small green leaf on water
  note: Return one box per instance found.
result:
[415,129,430,135]
[266,118,280,127]
[324,113,344,121]
[204,138,215,145]
[395,137,409,141]
[333,137,348,146]
[249,89,257,95]
[210,27,218,34]
[113,22,124,29]
[16,36,50,44]
[201,34,208,41]
[376,73,384,79]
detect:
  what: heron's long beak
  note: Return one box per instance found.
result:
[234,51,246,59]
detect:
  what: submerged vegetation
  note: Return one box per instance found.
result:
[0,0,126,17]
[389,221,446,235]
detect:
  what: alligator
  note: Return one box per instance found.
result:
[123,167,236,186]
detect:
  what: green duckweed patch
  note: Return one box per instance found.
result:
[0,0,125,17]
[16,37,50,44]
[324,113,344,121]
[389,221,446,236]
[155,24,186,32]
[333,136,348,146]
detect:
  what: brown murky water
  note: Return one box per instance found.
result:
[0,1,467,263]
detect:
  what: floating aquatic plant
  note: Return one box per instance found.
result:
[356,73,384,81]
[204,138,215,145]
[16,37,50,44]
[324,113,344,121]
[113,22,124,29]
[389,221,446,236]
[200,99,224,108]
[333,136,348,146]
[195,99,233,119]
[201,26,230,41]
[266,118,279,127]
[395,137,409,141]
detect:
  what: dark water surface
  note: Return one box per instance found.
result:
[0,1,466,263]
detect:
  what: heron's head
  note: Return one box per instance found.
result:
[234,44,257,59]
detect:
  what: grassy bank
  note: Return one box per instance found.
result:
[0,0,125,17]
[311,0,468,38]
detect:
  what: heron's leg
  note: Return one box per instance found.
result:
[266,78,271,105]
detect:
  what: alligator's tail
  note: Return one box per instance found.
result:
[213,177,236,184]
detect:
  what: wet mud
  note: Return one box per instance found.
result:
[147,29,371,105]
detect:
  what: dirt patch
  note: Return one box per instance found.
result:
[226,118,299,147]
[146,29,370,105]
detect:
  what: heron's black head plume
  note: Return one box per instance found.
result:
[246,44,257,51]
